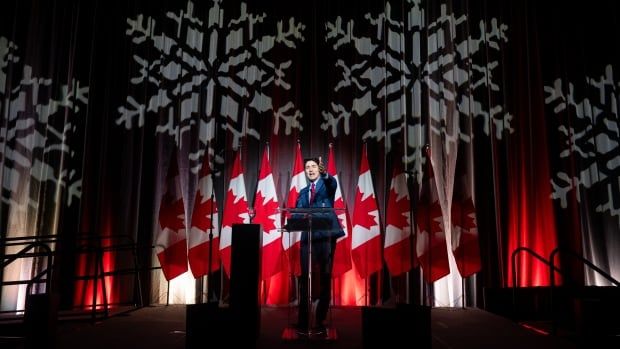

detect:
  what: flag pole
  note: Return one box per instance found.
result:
[206,146,215,303]
[261,141,271,305]
[206,102,220,304]
[406,165,418,305]
[402,112,417,305]
[423,144,434,307]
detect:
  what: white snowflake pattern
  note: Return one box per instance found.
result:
[545,64,620,223]
[323,0,512,178]
[0,36,88,209]
[118,0,305,172]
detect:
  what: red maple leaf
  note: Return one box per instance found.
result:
[334,197,348,229]
[451,197,476,230]
[222,189,248,226]
[353,188,378,229]
[159,196,185,231]
[253,191,279,232]
[416,200,442,234]
[191,192,217,232]
[386,186,410,229]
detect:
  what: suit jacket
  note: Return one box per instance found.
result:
[294,173,345,242]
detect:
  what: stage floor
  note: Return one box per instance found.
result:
[17,304,584,349]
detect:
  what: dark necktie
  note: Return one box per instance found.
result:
[310,182,316,203]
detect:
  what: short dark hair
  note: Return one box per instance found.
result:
[303,157,320,166]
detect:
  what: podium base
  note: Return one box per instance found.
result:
[281,326,338,341]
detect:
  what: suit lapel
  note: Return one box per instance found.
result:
[314,178,323,194]
[300,186,310,207]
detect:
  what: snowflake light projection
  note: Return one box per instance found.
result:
[323,0,513,177]
[545,64,620,223]
[118,0,305,172]
[0,36,88,211]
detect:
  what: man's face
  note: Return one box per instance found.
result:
[304,160,320,181]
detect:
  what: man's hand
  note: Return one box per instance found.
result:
[318,156,326,174]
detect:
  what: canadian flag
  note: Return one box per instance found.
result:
[327,144,352,277]
[283,142,306,276]
[416,152,450,283]
[351,144,382,279]
[155,152,188,281]
[451,174,480,278]
[384,164,414,277]
[219,151,250,277]
[188,155,220,278]
[253,147,283,280]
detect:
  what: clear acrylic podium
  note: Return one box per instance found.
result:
[279,207,342,341]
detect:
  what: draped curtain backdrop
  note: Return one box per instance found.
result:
[1,0,618,312]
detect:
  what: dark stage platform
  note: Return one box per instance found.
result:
[2,304,588,349]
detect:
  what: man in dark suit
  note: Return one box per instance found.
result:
[294,156,345,335]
